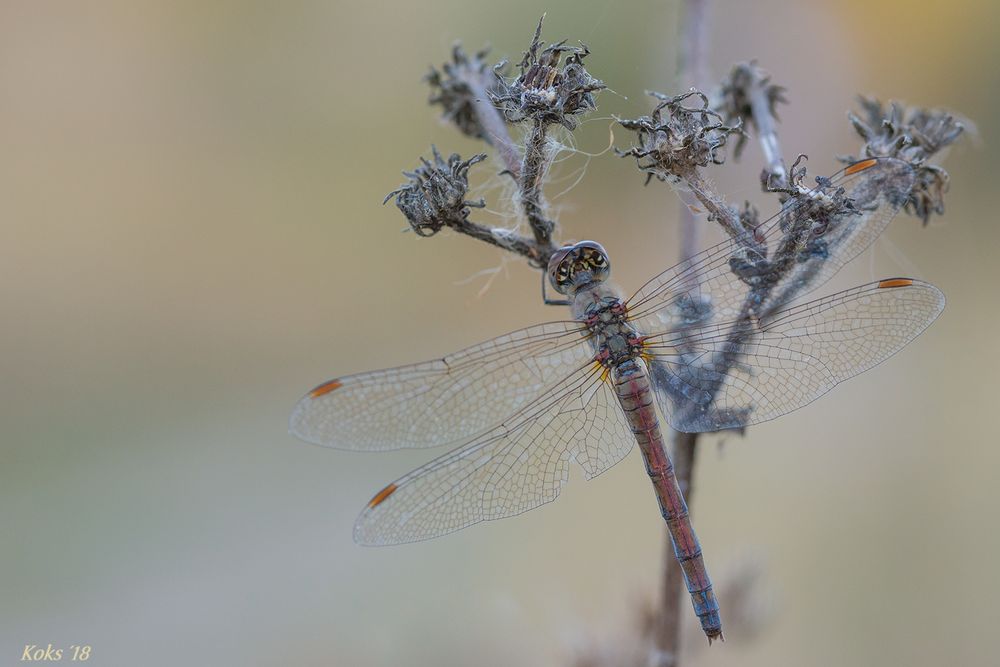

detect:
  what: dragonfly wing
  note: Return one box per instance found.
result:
[354,364,634,545]
[627,158,915,336]
[290,320,593,451]
[766,159,916,311]
[646,279,944,432]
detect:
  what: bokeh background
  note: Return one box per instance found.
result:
[2,1,997,665]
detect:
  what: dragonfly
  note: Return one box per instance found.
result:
[290,157,944,642]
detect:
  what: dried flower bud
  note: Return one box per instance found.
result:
[765,155,858,234]
[427,44,501,143]
[617,90,743,185]
[844,97,964,223]
[490,16,604,130]
[905,164,950,223]
[715,62,787,160]
[384,147,487,237]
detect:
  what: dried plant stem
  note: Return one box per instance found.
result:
[467,79,523,179]
[752,91,786,188]
[654,1,710,665]
[519,119,558,255]
[458,218,550,259]
[392,20,606,270]
[747,72,787,189]
[679,0,709,100]
[684,169,758,250]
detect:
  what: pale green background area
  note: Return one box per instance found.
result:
[1,1,998,665]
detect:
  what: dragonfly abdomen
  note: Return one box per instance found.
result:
[612,358,723,642]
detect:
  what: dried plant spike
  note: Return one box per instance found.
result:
[843,96,964,224]
[384,147,487,237]
[490,17,604,254]
[390,18,611,268]
[384,148,549,265]
[427,44,499,142]
[426,43,523,178]
[490,16,605,130]
[617,89,752,248]
[716,61,789,192]
[617,90,744,183]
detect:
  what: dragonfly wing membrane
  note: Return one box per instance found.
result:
[627,158,915,338]
[354,366,634,545]
[290,320,592,451]
[766,159,915,311]
[647,279,944,432]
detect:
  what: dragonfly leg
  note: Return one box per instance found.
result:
[541,271,571,306]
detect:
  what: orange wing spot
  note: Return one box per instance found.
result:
[309,379,342,398]
[877,278,914,289]
[844,158,878,176]
[367,483,398,509]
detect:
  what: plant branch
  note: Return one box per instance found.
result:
[653,1,711,665]
[391,18,604,270]
[466,71,523,179]
[717,62,789,191]
[384,148,551,266]
[519,118,557,253]
[844,96,965,223]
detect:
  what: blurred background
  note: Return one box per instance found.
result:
[1,1,997,665]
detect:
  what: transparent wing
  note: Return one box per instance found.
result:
[627,158,915,336]
[645,279,944,432]
[354,363,635,545]
[290,320,593,451]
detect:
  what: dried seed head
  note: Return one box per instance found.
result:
[906,164,950,224]
[617,90,744,184]
[844,97,964,224]
[716,62,787,159]
[427,44,501,142]
[764,155,858,233]
[490,16,605,130]
[384,147,487,237]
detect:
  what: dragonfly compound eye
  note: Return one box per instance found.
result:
[547,242,611,294]
[575,241,611,284]
[547,245,576,294]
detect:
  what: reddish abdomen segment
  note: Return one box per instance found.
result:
[613,359,722,641]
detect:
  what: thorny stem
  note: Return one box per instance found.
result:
[656,1,710,666]
[519,119,558,255]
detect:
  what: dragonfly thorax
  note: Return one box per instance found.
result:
[575,291,645,368]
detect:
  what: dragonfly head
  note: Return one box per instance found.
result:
[547,241,611,295]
